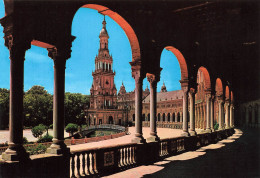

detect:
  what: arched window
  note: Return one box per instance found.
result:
[133,114,135,122]
[158,113,161,121]
[148,113,150,121]
[167,113,170,122]
[177,112,180,122]
[162,113,166,122]
[172,113,175,122]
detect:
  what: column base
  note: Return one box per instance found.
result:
[131,136,146,144]
[189,130,197,136]
[147,135,160,142]
[181,131,190,137]
[46,140,70,155]
[2,144,29,162]
[206,128,212,133]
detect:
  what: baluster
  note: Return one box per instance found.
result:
[93,152,97,174]
[133,146,136,164]
[76,153,81,177]
[129,147,132,165]
[81,152,86,176]
[123,147,126,166]
[70,154,76,178]
[86,152,90,175]
[90,152,95,174]
[126,147,130,165]
[120,148,123,167]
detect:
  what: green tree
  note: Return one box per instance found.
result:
[64,93,89,127]
[24,85,52,127]
[31,124,46,138]
[65,123,78,136]
[0,88,10,129]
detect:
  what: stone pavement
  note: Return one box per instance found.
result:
[69,127,183,151]
[103,128,260,178]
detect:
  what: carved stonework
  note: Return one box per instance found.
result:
[104,151,114,166]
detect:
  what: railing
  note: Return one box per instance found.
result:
[70,142,137,177]
[69,128,235,177]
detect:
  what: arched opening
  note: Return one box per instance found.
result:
[177,112,180,122]
[195,67,211,130]
[158,113,161,122]
[132,114,135,122]
[225,86,230,101]
[167,113,171,122]
[108,116,113,124]
[148,113,150,121]
[172,112,175,122]
[215,78,224,125]
[162,113,166,122]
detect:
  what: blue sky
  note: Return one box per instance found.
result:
[0,4,181,94]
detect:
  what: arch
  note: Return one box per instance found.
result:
[172,112,175,122]
[80,4,141,61]
[215,78,223,97]
[108,116,113,124]
[231,91,234,103]
[177,112,180,122]
[225,85,230,100]
[197,66,211,90]
[158,113,161,121]
[164,46,188,80]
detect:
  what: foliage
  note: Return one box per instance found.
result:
[0,88,10,129]
[37,134,53,143]
[81,124,87,130]
[214,122,219,130]
[65,92,90,126]
[31,124,46,138]
[26,144,48,155]
[23,137,29,144]
[65,123,78,135]
[24,85,53,127]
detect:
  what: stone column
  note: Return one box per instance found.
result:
[225,101,230,129]
[130,62,145,143]
[147,73,160,142]
[2,36,31,161]
[47,47,70,154]
[175,112,178,122]
[230,103,234,127]
[189,88,196,136]
[210,96,215,130]
[170,113,173,122]
[218,99,224,130]
[206,93,212,132]
[181,85,190,136]
[180,112,183,122]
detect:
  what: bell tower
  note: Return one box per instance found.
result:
[90,16,117,109]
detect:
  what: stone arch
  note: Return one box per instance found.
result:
[215,78,223,97]
[77,4,141,61]
[197,66,211,90]
[164,46,188,81]
[225,85,230,100]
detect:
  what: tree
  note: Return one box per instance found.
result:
[0,88,9,129]
[24,85,52,127]
[65,123,78,136]
[31,124,46,138]
[64,93,89,126]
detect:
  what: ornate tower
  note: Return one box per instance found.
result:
[90,17,117,109]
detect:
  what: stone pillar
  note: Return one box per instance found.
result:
[210,96,215,130]
[130,61,145,143]
[180,112,183,122]
[47,47,70,154]
[225,101,230,129]
[170,113,173,122]
[2,36,31,161]
[175,112,177,122]
[218,99,224,130]
[230,103,234,127]
[181,85,190,136]
[206,93,212,132]
[147,73,160,142]
[189,88,196,136]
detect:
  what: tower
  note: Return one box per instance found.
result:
[90,16,117,109]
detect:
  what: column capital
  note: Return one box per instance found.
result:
[189,88,196,95]
[180,79,189,89]
[130,60,145,82]
[146,73,160,84]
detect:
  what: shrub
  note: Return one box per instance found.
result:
[23,137,28,144]
[37,134,53,143]
[31,124,46,138]
[26,144,48,155]
[214,123,219,130]
[65,123,78,135]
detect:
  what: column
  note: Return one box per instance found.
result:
[218,99,224,130]
[130,65,145,143]
[225,101,230,129]
[181,86,190,136]
[147,73,160,142]
[180,112,183,122]
[230,103,234,127]
[206,93,212,132]
[189,89,196,136]
[170,113,173,122]
[175,112,178,122]
[210,96,215,130]
[47,47,70,154]
[2,37,31,161]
